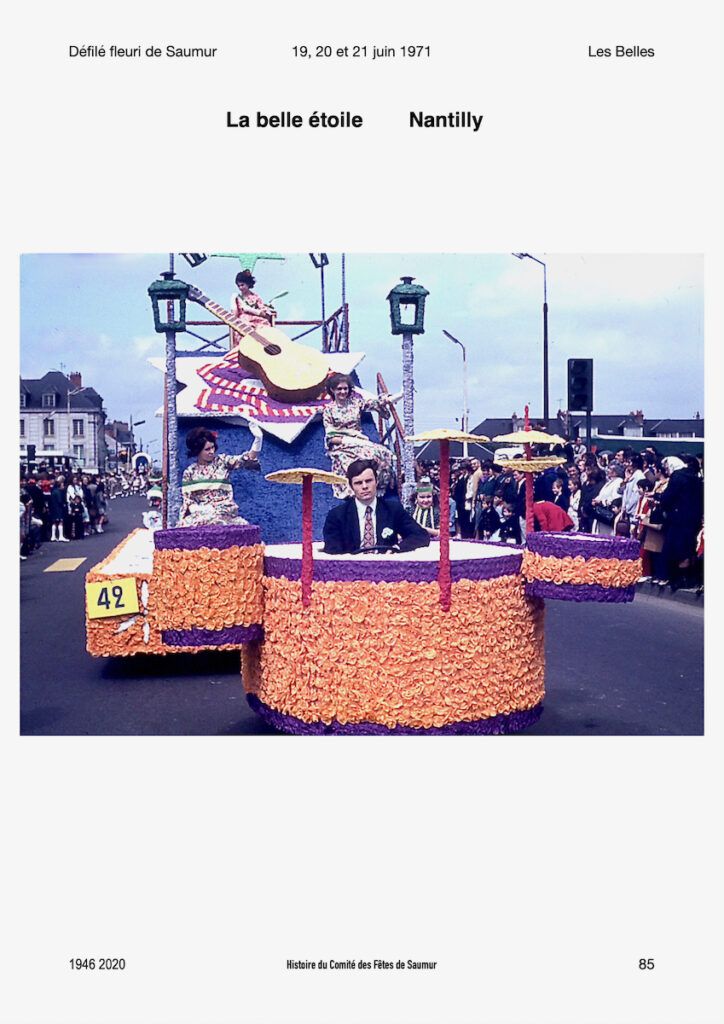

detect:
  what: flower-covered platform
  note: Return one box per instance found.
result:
[86,524,642,734]
[522,532,641,603]
[85,524,264,656]
[243,540,545,734]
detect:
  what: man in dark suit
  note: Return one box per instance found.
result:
[323,459,430,555]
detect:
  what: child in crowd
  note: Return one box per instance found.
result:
[68,494,85,540]
[568,476,581,531]
[412,483,439,537]
[498,503,522,544]
[477,494,501,540]
[552,478,565,506]
[142,486,163,531]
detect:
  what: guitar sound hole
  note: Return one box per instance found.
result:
[264,344,282,356]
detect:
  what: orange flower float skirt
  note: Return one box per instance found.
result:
[522,533,642,602]
[243,541,545,734]
[153,524,264,646]
[86,525,264,656]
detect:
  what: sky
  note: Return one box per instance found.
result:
[20,252,704,453]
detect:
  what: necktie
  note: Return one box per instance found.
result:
[363,506,375,550]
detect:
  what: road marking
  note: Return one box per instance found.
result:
[44,558,88,573]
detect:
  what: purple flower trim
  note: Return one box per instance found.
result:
[526,531,640,561]
[162,624,263,646]
[246,694,543,735]
[525,580,636,603]
[154,523,261,551]
[263,552,522,584]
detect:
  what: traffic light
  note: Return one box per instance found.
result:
[27,443,36,462]
[567,359,593,411]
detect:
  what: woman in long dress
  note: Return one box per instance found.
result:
[322,373,396,498]
[179,426,261,527]
[229,269,276,349]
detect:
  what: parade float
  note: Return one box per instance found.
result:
[85,255,641,733]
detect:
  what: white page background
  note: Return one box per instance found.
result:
[3,2,722,1022]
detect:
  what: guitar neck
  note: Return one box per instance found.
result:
[195,295,268,347]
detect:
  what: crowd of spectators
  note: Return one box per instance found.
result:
[19,468,150,560]
[21,447,704,595]
[415,444,704,593]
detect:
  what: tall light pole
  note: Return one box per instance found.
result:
[309,253,329,351]
[148,258,189,527]
[146,439,160,470]
[512,253,549,428]
[387,277,429,507]
[129,417,145,469]
[442,330,470,456]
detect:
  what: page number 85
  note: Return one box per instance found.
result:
[638,958,655,970]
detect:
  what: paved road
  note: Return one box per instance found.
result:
[20,496,276,737]
[20,498,704,736]
[527,592,703,734]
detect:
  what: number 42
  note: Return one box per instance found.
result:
[97,585,125,610]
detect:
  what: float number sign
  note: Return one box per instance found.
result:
[86,579,139,619]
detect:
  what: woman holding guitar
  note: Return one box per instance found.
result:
[229,269,276,347]
[323,373,397,499]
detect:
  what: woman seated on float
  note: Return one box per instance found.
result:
[323,372,397,499]
[179,426,261,528]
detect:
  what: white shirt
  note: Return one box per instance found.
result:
[621,470,645,516]
[355,497,377,546]
[66,483,85,507]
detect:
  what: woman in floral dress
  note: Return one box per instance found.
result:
[229,269,276,349]
[179,426,261,527]
[323,373,396,498]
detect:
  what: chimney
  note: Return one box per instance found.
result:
[69,371,82,390]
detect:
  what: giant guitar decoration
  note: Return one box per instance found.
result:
[188,285,330,403]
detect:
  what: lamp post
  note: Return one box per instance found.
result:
[387,276,429,507]
[145,439,161,474]
[148,264,189,527]
[309,253,329,351]
[442,330,470,456]
[512,253,549,429]
[129,418,145,473]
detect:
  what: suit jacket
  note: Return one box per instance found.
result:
[323,497,431,555]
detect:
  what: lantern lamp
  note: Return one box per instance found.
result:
[179,253,208,268]
[386,276,429,335]
[147,272,190,334]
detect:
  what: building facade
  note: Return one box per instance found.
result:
[470,411,705,456]
[20,371,107,472]
[104,420,138,473]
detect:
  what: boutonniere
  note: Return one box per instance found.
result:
[381,527,394,539]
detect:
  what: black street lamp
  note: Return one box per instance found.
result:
[148,265,189,526]
[179,253,209,268]
[512,253,549,428]
[147,271,189,334]
[387,276,429,335]
[387,277,429,505]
